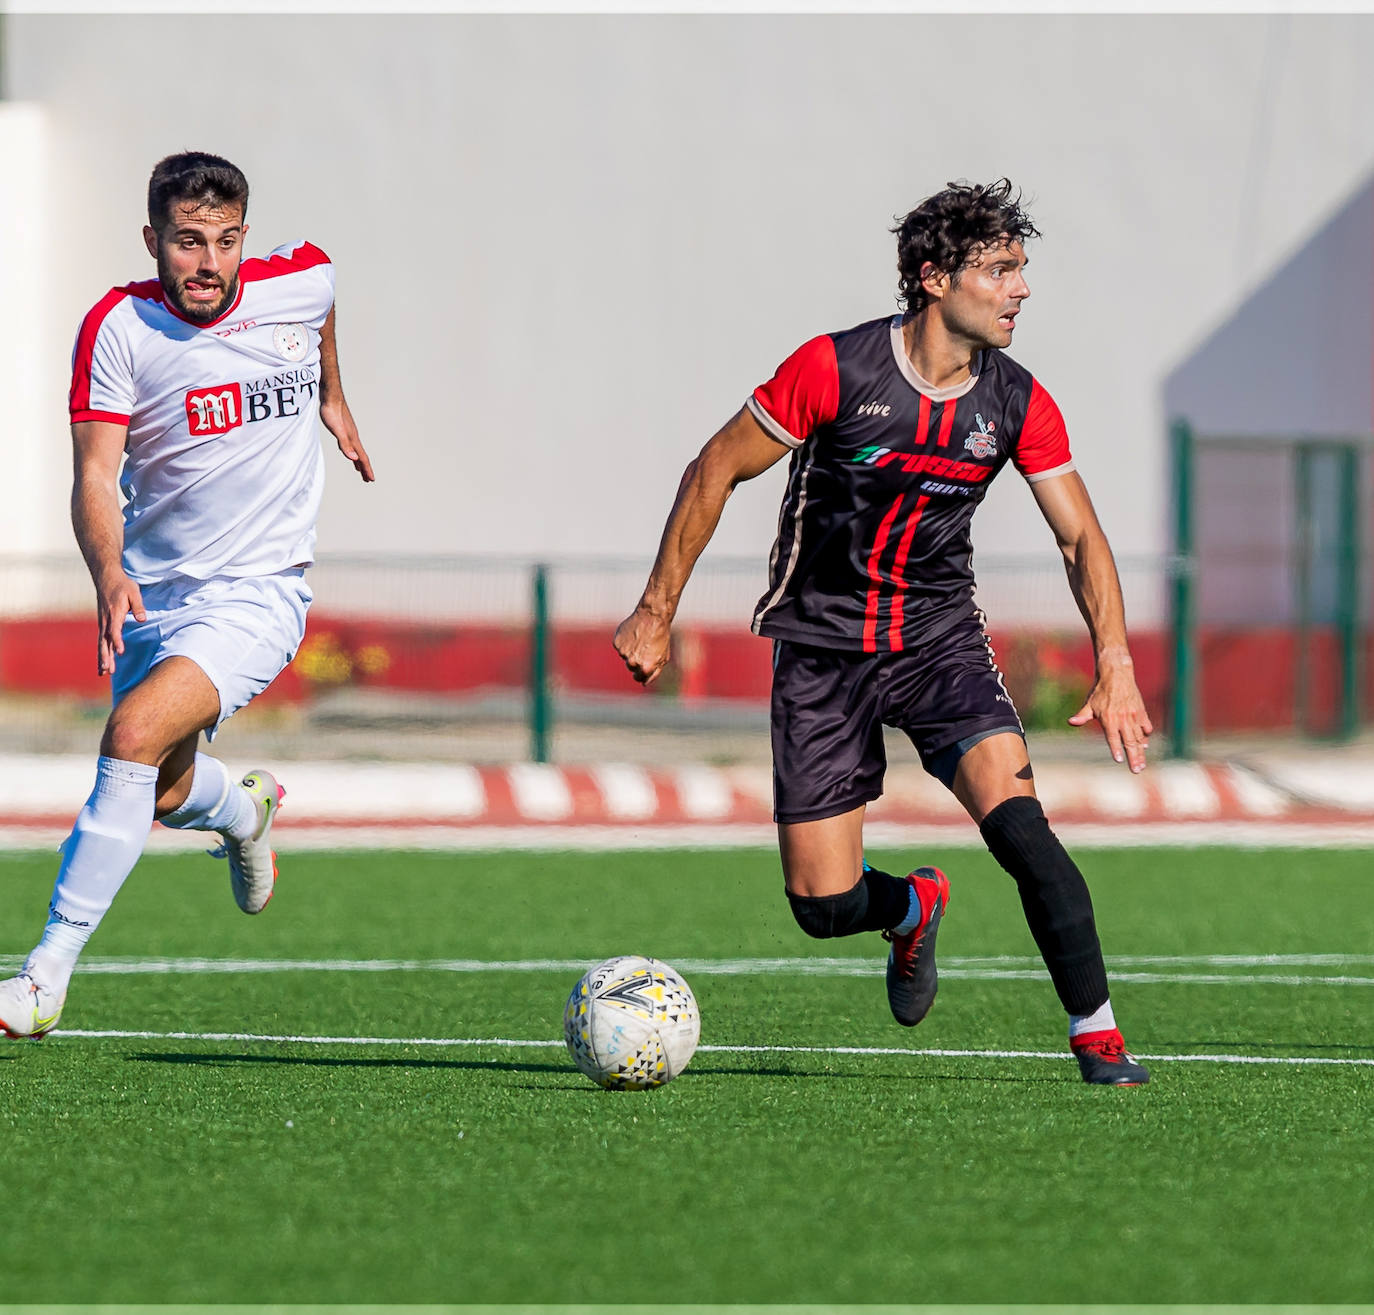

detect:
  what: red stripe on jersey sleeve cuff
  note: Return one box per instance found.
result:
[71,409,131,425]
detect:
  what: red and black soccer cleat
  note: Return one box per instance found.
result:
[882,866,950,1027]
[1071,1027,1150,1085]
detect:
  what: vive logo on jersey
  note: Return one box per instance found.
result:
[964,413,998,459]
[856,399,893,418]
[185,384,243,435]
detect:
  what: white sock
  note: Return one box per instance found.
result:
[24,756,159,997]
[160,754,255,840]
[1069,999,1117,1039]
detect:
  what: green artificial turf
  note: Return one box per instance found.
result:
[0,845,1371,1305]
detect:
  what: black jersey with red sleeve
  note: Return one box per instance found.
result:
[747,315,1074,652]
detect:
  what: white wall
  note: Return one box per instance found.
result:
[0,101,51,564]
[8,13,1374,624]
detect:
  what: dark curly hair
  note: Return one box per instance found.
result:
[147,151,249,230]
[893,179,1039,313]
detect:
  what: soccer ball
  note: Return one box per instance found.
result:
[563,955,701,1090]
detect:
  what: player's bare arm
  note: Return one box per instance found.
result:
[615,407,788,685]
[318,306,373,483]
[1030,469,1153,773]
[71,419,145,676]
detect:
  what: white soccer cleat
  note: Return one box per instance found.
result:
[0,972,65,1040]
[210,769,284,914]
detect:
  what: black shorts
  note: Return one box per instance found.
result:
[770,618,1024,824]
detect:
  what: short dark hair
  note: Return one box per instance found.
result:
[147,151,249,230]
[893,179,1040,313]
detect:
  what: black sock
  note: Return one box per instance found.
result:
[787,865,911,939]
[979,796,1109,1015]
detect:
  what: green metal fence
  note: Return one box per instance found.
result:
[1168,419,1369,754]
[5,502,1368,762]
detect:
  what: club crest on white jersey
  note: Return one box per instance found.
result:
[274,323,310,361]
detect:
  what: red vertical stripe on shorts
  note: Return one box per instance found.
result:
[936,398,957,447]
[862,495,906,652]
[886,494,931,651]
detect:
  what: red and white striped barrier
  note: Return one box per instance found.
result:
[4,753,1374,850]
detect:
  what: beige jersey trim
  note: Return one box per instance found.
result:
[1023,460,1077,484]
[745,395,804,449]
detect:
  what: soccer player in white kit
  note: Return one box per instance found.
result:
[0,152,374,1039]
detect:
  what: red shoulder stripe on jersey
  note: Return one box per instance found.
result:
[751,334,840,446]
[862,495,906,652]
[886,494,931,651]
[1015,378,1073,478]
[71,409,131,426]
[68,280,162,416]
[935,397,957,448]
[240,241,331,283]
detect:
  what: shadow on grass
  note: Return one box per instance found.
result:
[511,1066,1072,1085]
[130,1050,810,1079]
[127,1050,1068,1084]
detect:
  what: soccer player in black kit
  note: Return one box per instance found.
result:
[614,179,1154,1085]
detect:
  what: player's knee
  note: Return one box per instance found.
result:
[100,708,166,767]
[980,795,1091,915]
[787,883,866,939]
[101,723,148,765]
[979,794,1051,861]
[979,795,1068,886]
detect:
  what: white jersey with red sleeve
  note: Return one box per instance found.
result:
[69,240,335,584]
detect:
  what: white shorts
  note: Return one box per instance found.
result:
[111,569,313,739]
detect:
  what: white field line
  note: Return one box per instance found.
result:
[44,1028,1374,1069]
[959,971,1374,987]
[7,953,1372,988]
